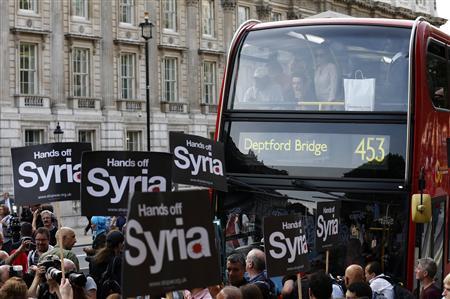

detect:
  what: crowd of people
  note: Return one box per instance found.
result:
[0,191,449,299]
[0,192,124,299]
[196,249,448,299]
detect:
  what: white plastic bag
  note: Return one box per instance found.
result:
[344,70,375,111]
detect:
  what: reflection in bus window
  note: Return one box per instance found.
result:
[222,190,408,280]
[231,25,410,112]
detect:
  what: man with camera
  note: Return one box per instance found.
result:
[28,227,53,268]
[28,255,90,299]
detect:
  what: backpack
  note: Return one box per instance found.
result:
[379,275,415,299]
[98,256,121,299]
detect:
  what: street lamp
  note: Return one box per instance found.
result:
[139,11,153,151]
[53,122,64,143]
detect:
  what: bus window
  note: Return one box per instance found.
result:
[221,190,409,280]
[231,25,410,112]
[427,41,449,110]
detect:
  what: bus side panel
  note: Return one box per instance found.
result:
[411,22,450,287]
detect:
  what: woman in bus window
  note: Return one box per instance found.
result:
[314,46,338,105]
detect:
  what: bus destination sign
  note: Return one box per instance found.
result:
[238,132,390,169]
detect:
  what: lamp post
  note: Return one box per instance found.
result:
[53,122,64,143]
[139,12,153,151]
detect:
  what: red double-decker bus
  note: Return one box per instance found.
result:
[214,17,450,288]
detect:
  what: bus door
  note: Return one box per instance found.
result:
[416,196,447,287]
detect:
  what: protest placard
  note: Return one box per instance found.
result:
[81,151,171,216]
[11,142,91,205]
[263,213,310,277]
[123,190,221,296]
[170,132,227,191]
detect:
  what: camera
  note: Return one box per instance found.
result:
[45,267,87,287]
[38,255,61,271]
[9,265,23,278]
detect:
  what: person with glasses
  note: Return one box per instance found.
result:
[27,227,53,268]
[442,273,450,299]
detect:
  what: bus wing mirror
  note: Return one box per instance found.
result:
[411,193,431,223]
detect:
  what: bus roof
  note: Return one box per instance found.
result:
[251,18,415,30]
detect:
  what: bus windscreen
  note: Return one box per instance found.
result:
[229,25,411,112]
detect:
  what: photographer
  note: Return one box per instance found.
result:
[28,227,53,268]
[28,255,88,299]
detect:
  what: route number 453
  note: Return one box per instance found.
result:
[354,137,386,162]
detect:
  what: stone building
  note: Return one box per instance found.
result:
[0,0,445,226]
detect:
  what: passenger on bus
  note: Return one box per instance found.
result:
[243,66,284,104]
[414,257,441,299]
[313,47,338,104]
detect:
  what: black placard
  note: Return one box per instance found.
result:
[81,151,172,216]
[263,214,310,277]
[315,201,340,251]
[123,190,221,297]
[170,132,227,191]
[11,142,91,205]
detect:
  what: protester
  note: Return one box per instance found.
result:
[217,286,243,299]
[309,271,333,299]
[90,230,124,298]
[28,227,53,268]
[0,276,27,299]
[245,248,276,299]
[0,265,10,288]
[183,288,213,299]
[345,264,365,288]
[365,261,394,299]
[414,257,441,299]
[227,253,247,287]
[346,282,373,299]
[0,205,13,252]
[240,284,263,299]
[0,193,13,213]
[33,210,57,246]
[39,227,79,271]
[64,259,95,299]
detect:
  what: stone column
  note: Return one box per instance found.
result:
[222,0,236,51]
[101,0,114,110]
[51,0,66,108]
[0,0,10,107]
[186,0,199,109]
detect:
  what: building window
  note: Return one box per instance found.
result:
[163,57,178,102]
[126,131,141,151]
[203,61,216,104]
[72,48,90,97]
[163,0,177,31]
[119,0,134,24]
[120,53,136,99]
[25,129,43,146]
[19,43,37,95]
[237,6,250,26]
[78,130,95,150]
[72,0,88,18]
[19,0,37,12]
[271,12,282,21]
[202,0,215,37]
[416,0,425,5]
